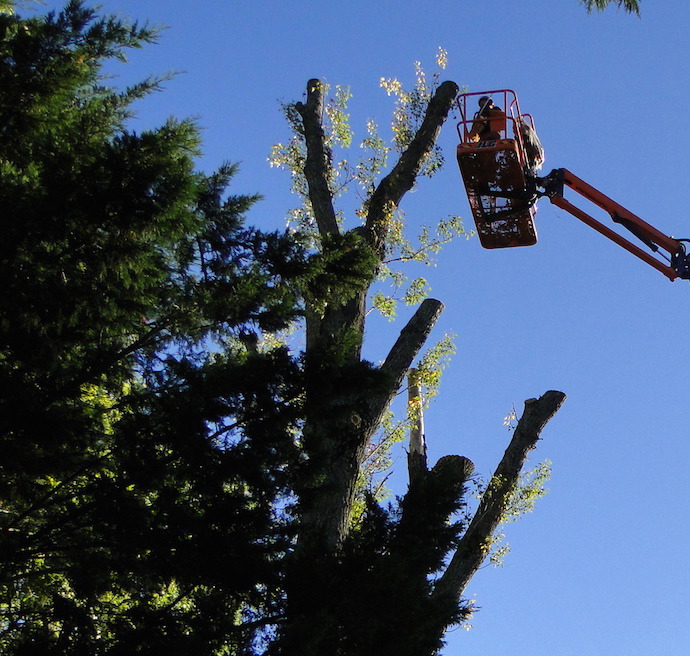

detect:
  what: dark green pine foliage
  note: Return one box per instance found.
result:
[0,2,304,653]
[279,475,473,656]
[580,0,640,14]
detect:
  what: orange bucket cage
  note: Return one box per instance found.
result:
[456,90,540,249]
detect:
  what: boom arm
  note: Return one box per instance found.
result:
[540,168,690,281]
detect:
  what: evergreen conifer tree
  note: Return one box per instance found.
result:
[0,2,306,652]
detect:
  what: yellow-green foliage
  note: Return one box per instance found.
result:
[270,50,471,317]
[476,459,553,567]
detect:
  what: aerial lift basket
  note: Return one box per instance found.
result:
[456,89,539,249]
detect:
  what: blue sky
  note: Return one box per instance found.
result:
[28,1,690,653]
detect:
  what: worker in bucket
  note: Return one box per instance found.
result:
[468,96,506,142]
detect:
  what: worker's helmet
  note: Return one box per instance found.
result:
[478,96,493,107]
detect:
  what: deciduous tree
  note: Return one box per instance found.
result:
[267,68,565,655]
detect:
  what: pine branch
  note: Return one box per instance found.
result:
[431,390,566,606]
[581,0,640,15]
[295,79,340,239]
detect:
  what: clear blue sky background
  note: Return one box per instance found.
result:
[28,1,690,654]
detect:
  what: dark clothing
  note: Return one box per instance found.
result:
[468,105,506,142]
